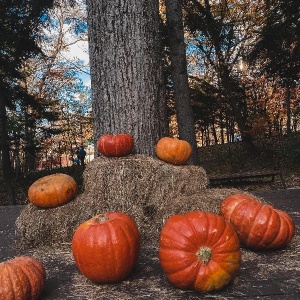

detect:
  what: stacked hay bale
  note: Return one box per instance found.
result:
[16,154,239,248]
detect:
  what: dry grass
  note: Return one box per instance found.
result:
[23,238,299,300]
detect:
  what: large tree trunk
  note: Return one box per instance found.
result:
[86,0,168,156]
[165,0,200,165]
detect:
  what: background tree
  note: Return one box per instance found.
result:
[183,0,266,149]
[3,0,91,173]
[86,0,168,156]
[22,0,91,169]
[1,0,91,203]
[248,0,300,135]
[164,0,200,164]
[0,0,54,203]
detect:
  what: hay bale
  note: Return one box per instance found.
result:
[82,154,209,199]
[16,155,240,248]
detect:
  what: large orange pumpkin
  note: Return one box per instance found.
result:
[155,137,192,165]
[220,193,295,250]
[28,173,78,208]
[0,256,46,300]
[159,211,241,293]
[97,134,134,157]
[72,212,140,283]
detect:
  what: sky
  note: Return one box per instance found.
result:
[68,40,91,87]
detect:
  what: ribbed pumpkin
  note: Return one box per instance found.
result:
[220,193,295,250]
[97,134,134,157]
[159,211,241,293]
[0,256,46,300]
[28,173,78,208]
[72,212,140,283]
[155,137,192,165]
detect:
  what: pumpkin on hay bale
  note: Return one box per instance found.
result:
[28,173,78,208]
[16,154,240,249]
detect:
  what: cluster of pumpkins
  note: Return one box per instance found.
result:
[0,134,295,299]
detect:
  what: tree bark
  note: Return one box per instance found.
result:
[86,0,168,156]
[165,0,200,165]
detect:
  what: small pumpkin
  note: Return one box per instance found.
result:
[220,193,295,250]
[97,134,134,157]
[159,211,241,293]
[28,173,78,208]
[0,256,46,300]
[155,137,192,165]
[72,212,140,283]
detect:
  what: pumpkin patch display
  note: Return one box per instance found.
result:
[72,212,140,283]
[155,137,192,165]
[0,256,46,300]
[97,133,134,157]
[28,173,78,208]
[220,193,295,250]
[159,211,241,293]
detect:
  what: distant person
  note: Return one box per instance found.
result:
[75,148,80,161]
[70,155,79,165]
[78,146,86,166]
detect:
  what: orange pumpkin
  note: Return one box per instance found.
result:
[72,212,140,283]
[220,193,295,250]
[155,137,192,165]
[159,211,241,292]
[0,256,46,300]
[28,173,78,208]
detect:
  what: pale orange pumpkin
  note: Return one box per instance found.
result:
[28,173,78,208]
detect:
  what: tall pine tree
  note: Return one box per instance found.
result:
[0,0,54,203]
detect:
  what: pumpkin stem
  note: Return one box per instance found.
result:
[96,214,109,223]
[197,247,212,264]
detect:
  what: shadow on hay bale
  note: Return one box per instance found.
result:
[16,154,240,249]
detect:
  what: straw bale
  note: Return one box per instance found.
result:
[16,154,241,249]
[82,154,209,198]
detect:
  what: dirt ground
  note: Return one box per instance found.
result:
[0,189,299,300]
